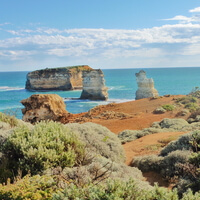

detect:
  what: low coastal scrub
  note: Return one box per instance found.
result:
[1,121,86,177]
[66,122,126,163]
[162,104,175,111]
[176,93,200,112]
[133,130,200,195]
[185,102,199,112]
[2,175,200,200]
[118,117,200,144]
[189,86,200,99]
[2,113,200,198]
[0,112,19,127]
[0,175,57,200]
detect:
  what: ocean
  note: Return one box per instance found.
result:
[0,67,200,119]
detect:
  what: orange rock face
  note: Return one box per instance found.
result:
[21,94,69,124]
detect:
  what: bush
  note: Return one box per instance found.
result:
[60,156,146,188]
[132,154,163,172]
[1,121,85,176]
[185,103,199,112]
[176,96,198,104]
[66,123,125,163]
[118,128,165,143]
[189,87,200,99]
[159,118,188,130]
[160,150,191,179]
[0,175,57,200]
[52,179,179,200]
[160,132,193,156]
[0,112,19,127]
[160,131,200,156]
[162,104,175,111]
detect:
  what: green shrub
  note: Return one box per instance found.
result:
[132,154,163,172]
[185,103,199,112]
[0,112,19,127]
[118,128,165,143]
[182,189,200,200]
[66,123,125,163]
[160,131,200,156]
[176,96,198,105]
[52,179,179,200]
[189,87,200,99]
[2,121,85,176]
[0,175,57,200]
[160,150,191,180]
[60,156,145,188]
[159,118,188,130]
[162,104,175,111]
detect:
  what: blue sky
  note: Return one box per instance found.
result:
[0,0,200,71]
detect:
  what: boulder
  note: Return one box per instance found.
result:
[135,70,159,100]
[21,94,69,123]
[153,107,166,114]
[26,65,93,91]
[80,69,108,100]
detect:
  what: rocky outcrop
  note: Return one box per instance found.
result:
[21,94,69,123]
[80,69,108,100]
[26,65,93,91]
[135,70,159,100]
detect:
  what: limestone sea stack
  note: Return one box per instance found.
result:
[21,94,69,123]
[25,65,93,91]
[80,69,108,100]
[135,70,159,100]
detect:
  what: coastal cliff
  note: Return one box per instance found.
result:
[25,65,93,91]
[135,70,159,100]
[80,69,108,100]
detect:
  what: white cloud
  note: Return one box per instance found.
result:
[163,7,200,24]
[0,22,10,26]
[163,15,194,23]
[1,24,200,58]
[0,50,36,60]
[1,15,200,69]
[190,7,200,13]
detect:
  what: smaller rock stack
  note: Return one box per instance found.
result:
[21,94,69,124]
[135,70,159,100]
[80,69,108,100]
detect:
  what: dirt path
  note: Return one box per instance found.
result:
[123,131,186,165]
[122,131,186,187]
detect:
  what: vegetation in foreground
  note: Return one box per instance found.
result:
[2,88,200,199]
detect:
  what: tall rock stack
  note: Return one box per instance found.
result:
[135,70,159,100]
[80,69,108,100]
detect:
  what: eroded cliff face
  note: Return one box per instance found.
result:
[80,69,108,100]
[26,65,92,91]
[21,94,69,123]
[135,70,159,100]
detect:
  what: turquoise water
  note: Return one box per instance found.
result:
[0,67,200,119]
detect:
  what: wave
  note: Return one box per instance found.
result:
[108,86,130,91]
[0,86,25,91]
[0,105,23,111]
[63,98,133,104]
[108,98,133,103]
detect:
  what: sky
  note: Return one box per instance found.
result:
[1,0,200,71]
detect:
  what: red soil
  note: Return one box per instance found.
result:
[67,95,190,187]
